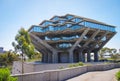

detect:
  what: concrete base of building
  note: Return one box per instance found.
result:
[12,63,120,81]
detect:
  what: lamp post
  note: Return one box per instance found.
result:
[21,50,24,81]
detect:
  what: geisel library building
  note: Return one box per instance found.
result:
[28,14,116,63]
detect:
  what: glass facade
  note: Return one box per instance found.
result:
[52,16,59,21]
[85,21,115,32]
[71,18,82,23]
[30,21,116,33]
[66,15,74,20]
[41,21,53,26]
[57,43,72,48]
[29,14,116,49]
[70,25,82,30]
[29,26,43,32]
[45,35,80,41]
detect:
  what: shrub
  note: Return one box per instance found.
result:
[68,62,84,68]
[78,62,84,66]
[68,64,74,68]
[0,68,17,81]
[116,71,120,81]
[59,66,64,69]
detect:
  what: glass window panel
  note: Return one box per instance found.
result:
[66,15,73,19]
[30,26,43,32]
[52,16,59,21]
[48,26,54,31]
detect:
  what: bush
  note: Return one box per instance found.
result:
[0,52,19,67]
[78,62,84,66]
[116,71,120,81]
[59,66,64,69]
[68,62,84,68]
[0,68,17,81]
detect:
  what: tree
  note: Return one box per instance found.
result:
[0,51,19,67]
[99,47,120,61]
[12,28,35,59]
[0,68,17,81]
[111,53,119,61]
[99,47,110,59]
[108,48,117,56]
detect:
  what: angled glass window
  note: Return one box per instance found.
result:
[79,22,84,25]
[48,26,54,31]
[60,25,66,31]
[59,20,65,24]
[101,36,106,41]
[52,16,59,21]
[66,15,74,20]
[52,37,60,41]
[84,21,116,32]
[70,25,81,30]
[42,27,49,32]
[62,36,75,40]
[58,43,72,48]
[71,18,82,23]
[29,26,43,32]
[45,36,50,40]
[66,23,72,27]
[76,35,79,38]
[41,21,53,26]
[54,26,60,31]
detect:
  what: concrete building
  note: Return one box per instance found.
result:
[28,14,116,63]
[0,47,5,53]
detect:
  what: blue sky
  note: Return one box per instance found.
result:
[0,0,120,51]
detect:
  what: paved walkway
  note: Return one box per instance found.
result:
[66,68,120,81]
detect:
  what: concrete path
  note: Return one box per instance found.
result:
[66,68,120,81]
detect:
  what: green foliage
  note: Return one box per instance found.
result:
[12,28,35,59]
[111,53,119,61]
[59,66,64,69]
[0,51,19,67]
[99,47,119,61]
[0,68,17,81]
[26,51,42,62]
[32,51,42,60]
[68,64,76,68]
[68,62,84,68]
[99,47,111,59]
[116,71,120,81]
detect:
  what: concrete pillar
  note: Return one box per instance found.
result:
[44,53,48,63]
[69,50,74,63]
[48,53,52,63]
[87,50,91,62]
[52,51,58,63]
[42,53,47,63]
[94,51,99,62]
[79,50,83,62]
[82,53,85,62]
[42,54,44,63]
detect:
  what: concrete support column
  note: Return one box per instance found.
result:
[52,51,58,63]
[48,53,51,63]
[42,53,47,63]
[82,53,85,62]
[79,50,83,62]
[94,51,99,62]
[42,54,44,63]
[69,50,74,63]
[87,50,91,62]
